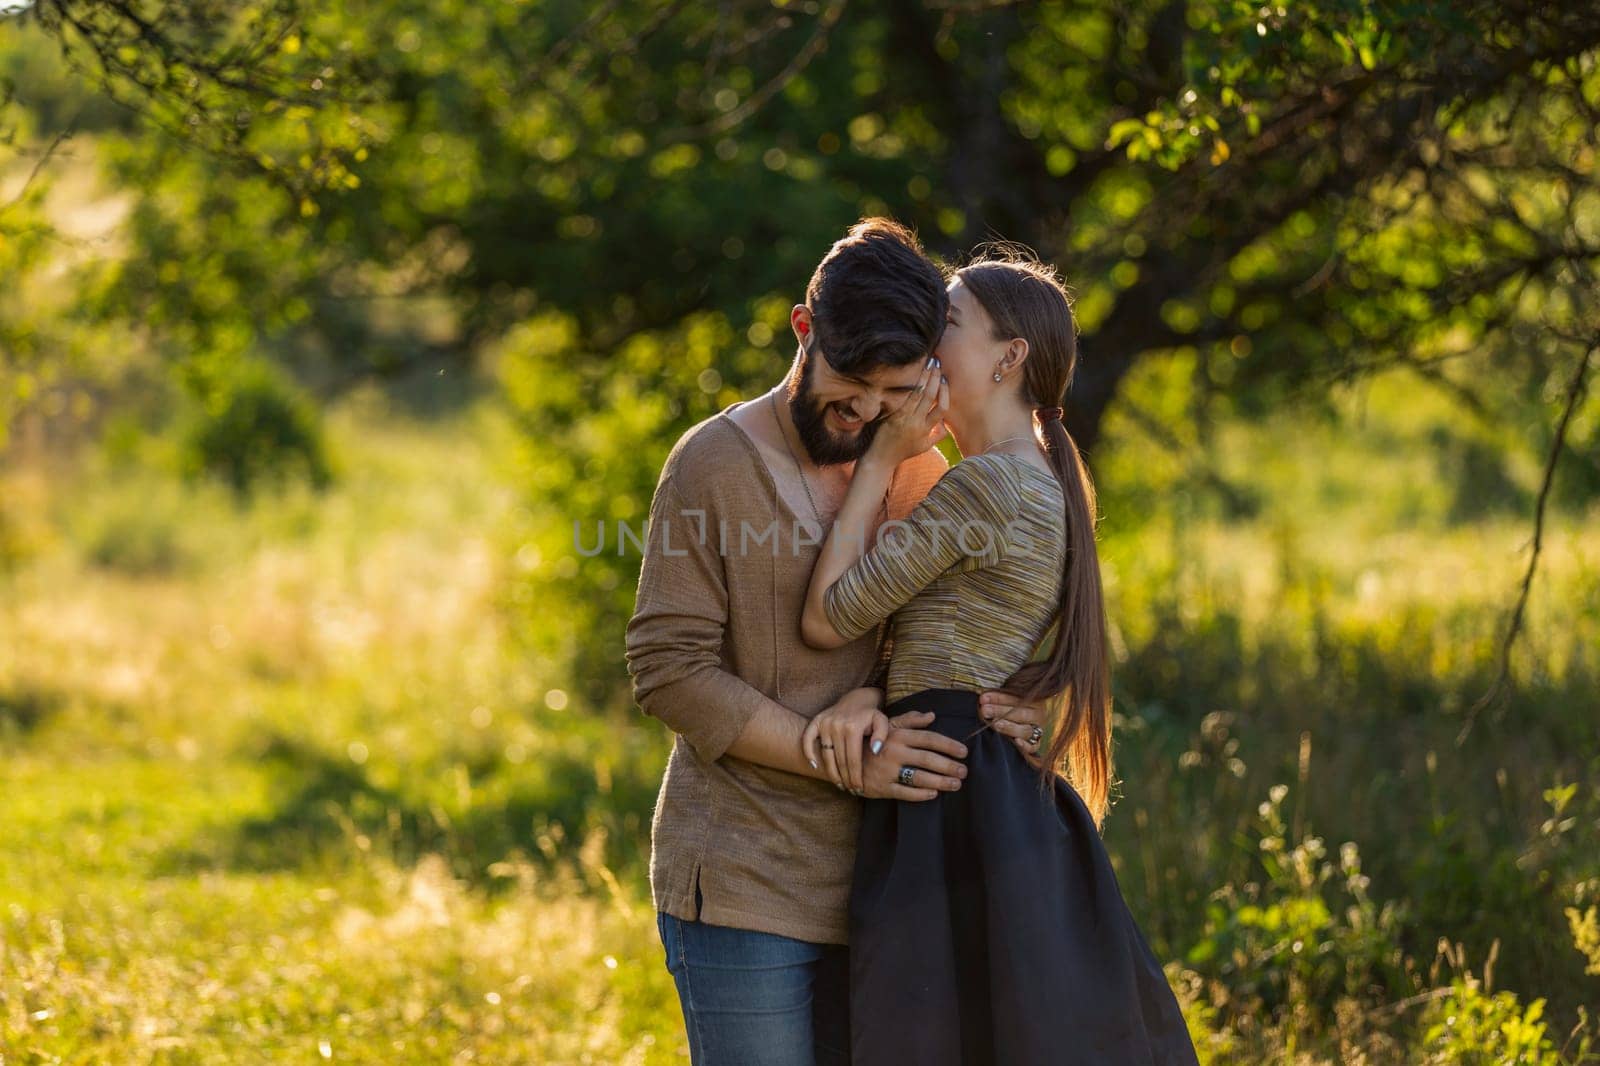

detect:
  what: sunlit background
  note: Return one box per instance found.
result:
[2,1,1598,1061]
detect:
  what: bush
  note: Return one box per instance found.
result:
[0,476,51,575]
[179,361,332,497]
[1418,978,1564,1065]
[81,499,189,574]
[1185,784,1410,1026]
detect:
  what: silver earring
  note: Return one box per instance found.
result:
[992,370,1003,382]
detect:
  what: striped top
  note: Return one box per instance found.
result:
[822,451,1068,702]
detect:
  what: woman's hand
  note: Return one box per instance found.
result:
[803,687,891,794]
[866,356,948,468]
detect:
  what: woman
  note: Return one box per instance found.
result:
[798,250,1199,1065]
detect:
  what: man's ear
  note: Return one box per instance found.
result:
[791,304,813,344]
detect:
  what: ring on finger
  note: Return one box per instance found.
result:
[897,766,916,787]
[1028,725,1043,747]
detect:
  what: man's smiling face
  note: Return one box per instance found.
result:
[789,334,931,466]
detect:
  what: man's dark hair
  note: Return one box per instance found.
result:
[804,218,948,375]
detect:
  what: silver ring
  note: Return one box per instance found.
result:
[819,741,834,749]
[1029,726,1043,747]
[898,766,915,787]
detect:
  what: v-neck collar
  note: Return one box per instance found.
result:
[715,399,894,530]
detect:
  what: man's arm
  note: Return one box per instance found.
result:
[624,464,967,794]
[721,688,869,777]
[625,470,807,765]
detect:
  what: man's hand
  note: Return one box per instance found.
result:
[979,689,1054,769]
[859,710,969,801]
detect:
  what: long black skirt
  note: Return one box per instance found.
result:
[848,687,1199,1065]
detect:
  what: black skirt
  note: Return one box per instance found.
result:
[848,687,1199,1066]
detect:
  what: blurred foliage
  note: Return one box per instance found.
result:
[3,391,1599,1059]
[3,0,1598,702]
[493,303,780,708]
[176,356,332,496]
[1185,785,1408,1020]
[1419,977,1568,1065]
[28,0,378,201]
[2,3,1600,1057]
[5,0,1594,429]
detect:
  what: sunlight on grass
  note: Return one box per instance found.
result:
[1,377,1596,1061]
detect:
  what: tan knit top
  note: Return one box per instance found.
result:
[625,402,950,945]
[821,451,1067,703]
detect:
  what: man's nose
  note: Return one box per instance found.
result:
[852,395,885,423]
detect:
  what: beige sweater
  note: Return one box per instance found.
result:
[625,400,948,944]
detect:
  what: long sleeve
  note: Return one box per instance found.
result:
[822,455,1022,641]
[625,470,770,762]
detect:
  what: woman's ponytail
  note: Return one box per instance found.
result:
[958,255,1114,828]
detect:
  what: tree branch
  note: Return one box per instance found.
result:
[1457,337,1598,744]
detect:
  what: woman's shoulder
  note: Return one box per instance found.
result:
[966,451,1060,496]
[927,452,1030,515]
[937,451,1065,522]
[946,450,1051,488]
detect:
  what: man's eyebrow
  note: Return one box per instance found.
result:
[844,374,916,390]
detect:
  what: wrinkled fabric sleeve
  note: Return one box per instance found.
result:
[625,471,770,762]
[822,456,1018,641]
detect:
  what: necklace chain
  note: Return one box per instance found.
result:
[771,390,823,522]
[768,389,887,527]
[980,433,1034,454]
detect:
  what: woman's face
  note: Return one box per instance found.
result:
[932,276,1005,415]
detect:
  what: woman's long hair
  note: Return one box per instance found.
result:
[956,249,1113,828]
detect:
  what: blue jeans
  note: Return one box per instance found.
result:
[656,903,851,1065]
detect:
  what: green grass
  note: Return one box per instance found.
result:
[1,370,1597,1062]
[0,398,683,1063]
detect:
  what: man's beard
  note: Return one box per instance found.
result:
[788,348,882,466]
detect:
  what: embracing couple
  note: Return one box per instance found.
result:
[625,219,1199,1065]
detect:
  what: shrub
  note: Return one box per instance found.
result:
[1418,978,1562,1065]
[179,360,332,497]
[1186,785,1409,1024]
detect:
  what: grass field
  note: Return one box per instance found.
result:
[2,371,1598,1062]
[0,401,687,1063]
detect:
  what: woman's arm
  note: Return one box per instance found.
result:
[802,362,1029,650]
[802,358,948,648]
[802,454,1018,647]
[801,452,899,647]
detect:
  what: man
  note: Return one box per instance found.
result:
[625,218,1053,1065]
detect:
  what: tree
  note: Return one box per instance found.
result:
[7,0,1597,705]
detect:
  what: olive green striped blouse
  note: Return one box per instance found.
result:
[822,451,1068,703]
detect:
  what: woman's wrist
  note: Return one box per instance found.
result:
[855,451,899,482]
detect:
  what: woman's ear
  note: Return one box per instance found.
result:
[1004,336,1030,372]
